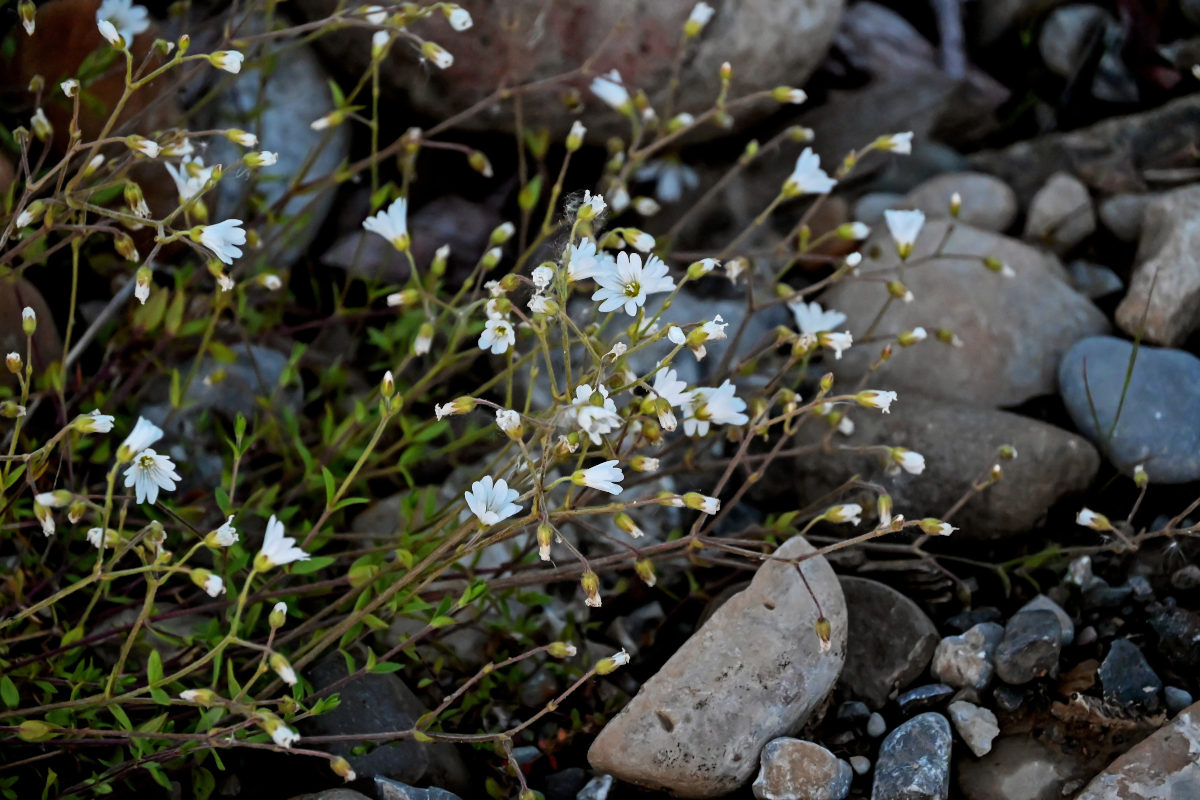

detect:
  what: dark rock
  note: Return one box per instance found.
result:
[1149,603,1200,674]
[1076,626,1098,646]
[826,220,1109,408]
[931,622,1004,691]
[871,712,952,800]
[956,735,1092,800]
[839,577,939,707]
[994,610,1062,685]
[1018,595,1074,645]
[1099,639,1162,712]
[896,684,955,716]
[1165,687,1194,715]
[837,701,872,726]
[992,684,1026,713]
[373,779,463,800]
[946,607,1002,633]
[1060,336,1200,482]
[542,768,588,800]
[1074,701,1200,799]
[797,392,1099,539]
[305,654,467,790]
[1084,583,1133,609]
[752,738,852,800]
[1171,565,1200,590]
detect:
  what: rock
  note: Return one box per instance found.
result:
[1018,595,1074,645]
[957,735,1092,800]
[1068,260,1124,300]
[293,791,373,800]
[1148,603,1200,675]
[1171,565,1200,590]
[931,622,1004,691]
[797,392,1099,539]
[970,93,1200,204]
[826,219,1107,407]
[576,774,613,800]
[373,779,463,800]
[1059,336,1200,482]
[1099,639,1162,712]
[1074,700,1200,799]
[947,701,999,757]
[587,537,846,798]
[186,344,301,420]
[896,684,955,716]
[305,654,467,790]
[977,0,1071,44]
[1165,687,1194,715]
[902,172,1018,232]
[1098,193,1153,243]
[542,768,587,800]
[837,700,872,726]
[753,738,853,800]
[839,577,938,707]
[1023,172,1096,253]
[871,712,952,800]
[992,684,1026,713]
[850,756,872,775]
[868,713,888,738]
[298,0,843,142]
[1038,5,1111,79]
[1116,185,1200,345]
[855,193,906,226]
[208,20,349,267]
[994,610,1062,685]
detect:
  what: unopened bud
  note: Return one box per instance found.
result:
[566,120,586,152]
[815,616,832,652]
[614,512,644,539]
[114,233,139,262]
[1133,464,1149,488]
[876,494,893,527]
[581,570,602,607]
[536,523,554,561]
[18,0,35,35]
[21,306,36,336]
[998,444,1017,461]
[489,222,515,246]
[772,86,808,104]
[950,192,962,217]
[886,280,913,302]
[595,648,630,675]
[468,150,493,177]
[269,602,287,629]
[331,757,355,782]
[547,640,577,658]
[635,558,657,587]
[918,518,957,536]
[381,370,395,399]
[124,182,150,218]
[6,352,21,374]
[481,247,502,269]
[682,492,720,514]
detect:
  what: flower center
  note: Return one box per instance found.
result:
[623,280,641,298]
[137,454,156,469]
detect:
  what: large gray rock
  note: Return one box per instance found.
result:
[796,392,1099,539]
[1023,172,1096,254]
[1116,185,1200,346]
[588,537,847,798]
[297,0,844,141]
[1074,700,1200,799]
[825,220,1108,408]
[902,172,1018,232]
[839,577,938,708]
[872,713,952,800]
[1059,336,1200,482]
[753,738,852,800]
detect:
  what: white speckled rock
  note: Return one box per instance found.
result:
[588,537,846,798]
[1074,701,1200,799]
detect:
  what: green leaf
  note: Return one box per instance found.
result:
[234,413,247,444]
[322,466,336,508]
[147,649,163,685]
[290,555,334,575]
[332,497,369,511]
[0,676,17,708]
[429,616,456,629]
[163,290,186,336]
[169,368,182,409]
[370,662,404,674]
[109,705,132,731]
[2,464,25,490]
[193,768,215,800]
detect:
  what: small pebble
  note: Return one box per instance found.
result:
[1099,638,1162,712]
[897,684,955,715]
[837,701,871,726]
[948,700,1000,757]
[867,712,887,738]
[1171,564,1200,590]
[1076,625,1098,646]
[577,774,613,800]
[992,683,1026,713]
[849,755,871,775]
[1126,575,1154,603]
[1165,686,1194,715]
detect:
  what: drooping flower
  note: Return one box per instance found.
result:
[591,251,675,316]
[876,131,913,155]
[198,219,246,265]
[208,50,244,73]
[1076,507,1112,531]
[123,448,180,505]
[495,408,521,435]
[789,300,847,335]
[884,209,925,259]
[888,447,925,475]
[208,516,238,547]
[120,416,163,458]
[446,5,473,30]
[682,380,748,437]
[96,0,149,47]
[75,409,115,433]
[573,460,624,495]
[856,390,898,413]
[634,157,699,204]
[478,317,515,355]
[256,515,310,570]
[270,653,297,685]
[464,475,523,527]
[571,384,622,444]
[531,265,554,290]
[565,239,616,282]
[164,156,216,204]
[362,198,410,251]
[590,69,631,111]
[782,148,837,197]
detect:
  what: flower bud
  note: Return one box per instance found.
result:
[536,523,554,561]
[998,444,1018,461]
[6,352,21,374]
[936,327,963,348]
[208,50,244,73]
[331,757,356,782]
[566,120,586,152]
[595,648,630,675]
[822,504,862,524]
[489,222,515,245]
[950,192,962,217]
[434,396,476,420]
[114,233,139,262]
[918,518,957,536]
[67,500,87,524]
[225,129,258,147]
[886,280,913,302]
[897,327,927,347]
[21,307,36,336]
[1133,464,1149,488]
[30,108,52,141]
[467,150,493,177]
[481,247,502,269]
[244,151,278,168]
[682,492,720,514]
[876,494,893,527]
[179,688,217,706]
[614,512,644,539]
[381,370,395,399]
[635,558,657,587]
[386,288,420,308]
[269,602,288,629]
[772,86,808,104]
[124,182,150,218]
[815,616,832,653]
[581,570,602,607]
[547,641,577,658]
[18,0,35,34]
[269,652,297,685]
[421,40,454,69]
[818,372,834,394]
[125,135,159,158]
[684,2,714,37]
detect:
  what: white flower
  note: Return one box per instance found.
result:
[592,251,675,316]
[422,41,454,69]
[531,265,554,290]
[877,131,913,155]
[590,69,630,111]
[447,6,473,30]
[889,448,925,475]
[246,151,278,168]
[372,30,390,57]
[566,239,615,282]
[611,649,631,666]
[88,527,110,549]
[97,18,121,47]
[634,157,699,204]
[580,190,607,219]
[668,325,685,346]
[413,325,433,355]
[687,2,715,31]
[96,0,148,47]
[198,219,246,265]
[134,273,151,304]
[858,390,898,413]
[362,198,410,251]
[496,409,521,433]
[701,315,727,341]
[164,156,216,204]
[121,416,163,454]
[77,410,115,433]
[789,300,846,335]
[782,148,837,196]
[650,366,689,408]
[884,209,925,259]
[209,50,244,73]
[846,221,870,239]
[203,573,225,597]
[61,79,79,98]
[269,722,300,748]
[126,136,159,158]
[270,653,297,685]
[363,4,386,24]
[528,294,550,314]
[1076,508,1111,530]
[626,230,655,252]
[826,504,863,524]
[212,516,238,547]
[262,274,283,290]
[575,460,624,495]
[571,384,622,444]
[818,331,853,359]
[478,317,515,355]
[682,380,748,437]
[123,448,180,505]
[217,273,235,292]
[257,515,310,569]
[228,130,258,147]
[464,475,523,527]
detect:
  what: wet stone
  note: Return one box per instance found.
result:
[994,610,1062,685]
[871,712,952,800]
